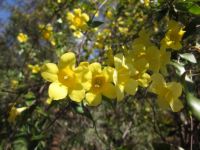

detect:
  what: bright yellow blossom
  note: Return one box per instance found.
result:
[17,33,28,43]
[8,105,27,123]
[39,24,56,46]
[149,73,183,112]
[28,64,41,74]
[41,52,91,102]
[106,10,113,19]
[113,54,138,101]
[161,20,185,50]
[67,8,89,30]
[85,63,116,106]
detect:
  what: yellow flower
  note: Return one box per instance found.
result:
[161,20,185,50]
[106,10,113,19]
[149,73,183,112]
[28,64,41,74]
[41,52,92,102]
[85,63,116,106]
[132,29,153,49]
[39,24,56,45]
[126,55,151,88]
[8,105,27,123]
[113,54,138,101]
[11,80,19,89]
[67,8,89,30]
[17,33,28,43]
[118,27,129,34]
[129,29,160,72]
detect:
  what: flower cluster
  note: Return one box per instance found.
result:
[41,20,185,112]
[66,8,89,38]
[39,23,56,46]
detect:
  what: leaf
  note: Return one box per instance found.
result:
[170,61,186,76]
[88,20,104,28]
[179,53,197,63]
[31,134,45,141]
[185,74,193,83]
[12,138,28,150]
[175,2,200,15]
[71,102,94,123]
[186,92,200,120]
[189,4,200,15]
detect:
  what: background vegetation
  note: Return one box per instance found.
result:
[0,0,200,149]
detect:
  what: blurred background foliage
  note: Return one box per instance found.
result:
[0,0,200,149]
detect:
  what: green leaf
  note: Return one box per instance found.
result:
[88,20,104,28]
[170,61,186,76]
[179,53,197,63]
[12,138,28,150]
[186,92,200,120]
[175,2,200,15]
[31,135,45,141]
[189,4,200,15]
[71,102,94,123]
[185,74,193,83]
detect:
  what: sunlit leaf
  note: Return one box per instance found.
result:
[189,4,200,15]
[186,92,200,120]
[179,53,197,63]
[170,61,186,75]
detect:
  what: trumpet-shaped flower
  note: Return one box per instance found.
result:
[149,73,183,112]
[113,54,138,101]
[67,8,89,30]
[8,105,27,123]
[130,29,161,72]
[41,52,91,102]
[161,20,185,50]
[17,33,28,43]
[85,63,116,106]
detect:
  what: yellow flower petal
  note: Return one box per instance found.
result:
[116,84,125,101]
[67,12,74,21]
[58,52,76,69]
[74,8,82,16]
[124,79,138,95]
[169,99,183,112]
[103,66,114,82]
[167,82,182,98]
[114,53,124,69]
[68,84,85,102]
[150,73,165,92]
[157,96,169,110]
[86,92,102,106]
[82,13,89,22]
[75,62,92,91]
[48,82,68,100]
[89,62,102,74]
[41,63,58,82]
[102,83,116,99]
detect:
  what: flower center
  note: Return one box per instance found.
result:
[93,75,105,90]
[74,16,82,27]
[58,67,76,87]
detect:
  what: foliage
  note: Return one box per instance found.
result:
[0,0,200,149]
